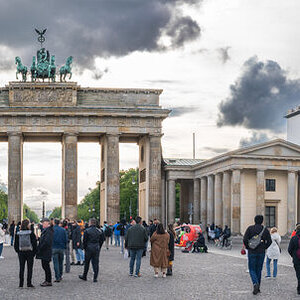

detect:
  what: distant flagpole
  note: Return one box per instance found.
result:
[193,132,195,159]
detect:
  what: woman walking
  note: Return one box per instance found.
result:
[14,219,37,288]
[167,224,175,276]
[266,227,281,278]
[150,223,170,278]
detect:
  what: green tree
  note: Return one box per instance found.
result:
[78,184,100,221]
[0,190,8,221]
[49,207,62,219]
[23,204,39,223]
[120,168,138,221]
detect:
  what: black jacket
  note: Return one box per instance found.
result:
[71,225,83,250]
[168,231,175,261]
[14,231,37,255]
[243,224,272,254]
[9,224,15,236]
[36,226,54,261]
[83,225,105,251]
[288,231,300,265]
[125,224,148,249]
[149,224,157,237]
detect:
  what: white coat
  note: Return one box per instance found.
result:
[266,232,281,260]
[0,227,5,244]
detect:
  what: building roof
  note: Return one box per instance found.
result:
[163,158,204,166]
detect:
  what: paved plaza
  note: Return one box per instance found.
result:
[0,240,299,300]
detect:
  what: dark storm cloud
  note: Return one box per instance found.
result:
[217,47,230,64]
[170,106,199,117]
[239,132,270,148]
[0,0,201,71]
[217,56,300,133]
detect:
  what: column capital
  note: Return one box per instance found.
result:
[149,133,164,138]
[7,131,22,137]
[288,169,298,174]
[63,131,79,137]
[256,168,266,172]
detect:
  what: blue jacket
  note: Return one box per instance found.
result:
[113,223,120,236]
[52,225,67,249]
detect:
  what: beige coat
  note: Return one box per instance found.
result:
[150,232,170,268]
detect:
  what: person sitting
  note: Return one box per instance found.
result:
[192,232,208,253]
[222,225,231,247]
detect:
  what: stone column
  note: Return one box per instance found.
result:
[193,179,200,224]
[207,175,214,225]
[214,173,223,226]
[168,179,176,224]
[148,135,162,221]
[256,169,265,215]
[231,169,241,234]
[104,134,120,224]
[222,171,231,227]
[200,177,207,226]
[287,171,296,235]
[62,133,78,220]
[8,132,23,224]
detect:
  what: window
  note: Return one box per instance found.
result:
[265,206,276,228]
[266,179,276,191]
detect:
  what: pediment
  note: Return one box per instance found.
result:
[237,140,300,157]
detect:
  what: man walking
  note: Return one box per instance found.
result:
[36,218,54,287]
[125,216,148,277]
[243,215,271,295]
[72,221,84,265]
[79,218,105,282]
[9,221,15,246]
[149,219,159,237]
[103,221,112,250]
[52,219,67,282]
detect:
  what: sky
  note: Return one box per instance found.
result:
[0,0,300,214]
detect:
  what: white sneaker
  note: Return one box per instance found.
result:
[154,274,158,278]
[0,256,4,259]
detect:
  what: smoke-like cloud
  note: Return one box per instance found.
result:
[170,106,200,117]
[0,0,201,72]
[239,131,271,148]
[217,56,300,133]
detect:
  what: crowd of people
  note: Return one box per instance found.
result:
[2,213,300,296]
[0,216,176,288]
[206,223,232,247]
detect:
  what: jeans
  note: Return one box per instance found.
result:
[0,243,3,256]
[83,247,100,280]
[11,235,14,246]
[114,235,120,247]
[75,248,84,262]
[294,263,300,292]
[52,248,65,280]
[120,236,125,253]
[266,257,277,277]
[129,249,143,275]
[65,243,70,273]
[18,252,34,286]
[41,260,52,283]
[248,253,265,285]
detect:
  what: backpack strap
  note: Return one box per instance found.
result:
[258,226,265,239]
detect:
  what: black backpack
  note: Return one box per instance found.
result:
[18,230,33,251]
[105,226,112,237]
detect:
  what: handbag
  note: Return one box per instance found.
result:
[248,226,265,249]
[274,239,281,253]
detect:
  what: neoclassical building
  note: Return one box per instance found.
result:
[163,139,300,235]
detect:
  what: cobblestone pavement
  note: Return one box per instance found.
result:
[0,243,299,300]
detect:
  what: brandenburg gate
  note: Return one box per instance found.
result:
[1,82,169,224]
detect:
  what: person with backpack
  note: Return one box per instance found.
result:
[36,218,54,287]
[113,221,121,247]
[118,219,126,254]
[288,223,300,295]
[243,215,272,295]
[102,221,112,250]
[14,219,37,288]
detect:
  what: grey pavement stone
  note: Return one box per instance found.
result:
[0,244,298,300]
